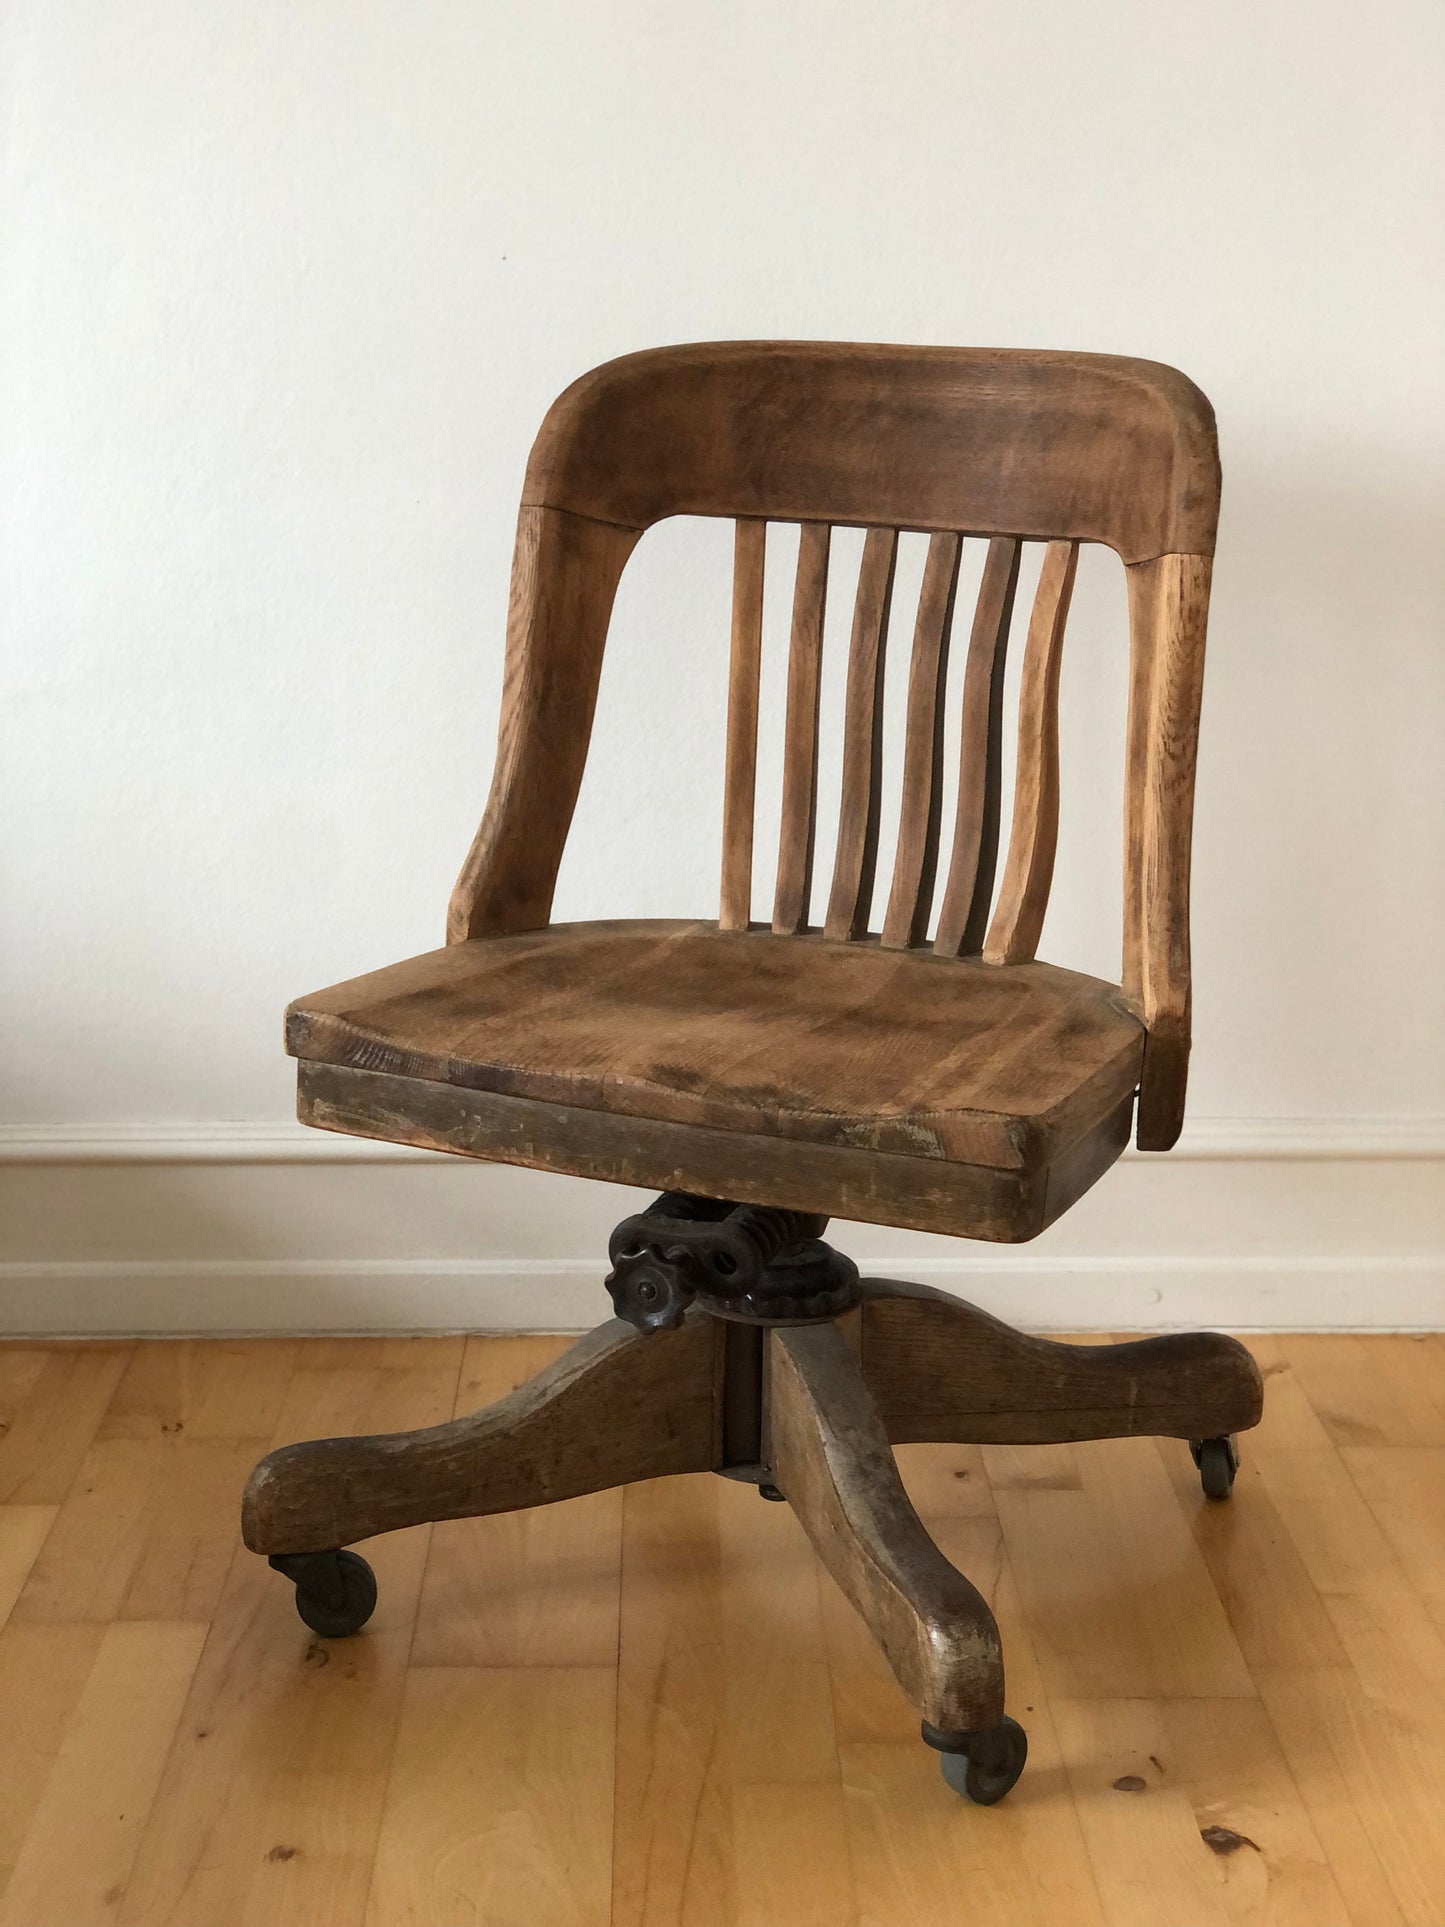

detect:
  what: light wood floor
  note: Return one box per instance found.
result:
[1,1331,1443,1926]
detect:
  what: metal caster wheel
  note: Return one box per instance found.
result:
[926,1715,1029,1806]
[757,1481,786,1503]
[270,1548,378,1637]
[1190,1435,1240,1501]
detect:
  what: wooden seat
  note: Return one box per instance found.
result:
[288,921,1145,1239]
[244,341,1263,1807]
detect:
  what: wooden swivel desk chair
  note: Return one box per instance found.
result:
[242,342,1262,1804]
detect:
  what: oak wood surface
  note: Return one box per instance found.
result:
[3,1332,1441,1923]
[522,342,1220,562]
[242,1314,718,1555]
[772,521,832,935]
[766,1321,1006,1731]
[824,527,899,940]
[932,535,1022,957]
[287,920,1144,1170]
[297,1058,1130,1243]
[447,505,640,944]
[859,1281,1263,1445]
[983,539,1080,965]
[719,519,767,930]
[881,531,962,949]
[1124,550,1212,1148]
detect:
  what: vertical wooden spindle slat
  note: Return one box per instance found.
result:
[880,532,963,948]
[824,527,899,941]
[982,539,1080,964]
[772,523,832,934]
[933,537,1022,957]
[719,518,767,930]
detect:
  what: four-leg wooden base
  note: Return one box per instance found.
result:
[242,1282,1262,1791]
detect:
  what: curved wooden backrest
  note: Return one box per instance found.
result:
[449,343,1220,1150]
[521,342,1218,562]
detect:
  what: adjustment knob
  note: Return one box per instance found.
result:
[604,1247,696,1332]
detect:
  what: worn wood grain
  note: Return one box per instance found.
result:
[765,1321,1006,1732]
[523,342,1220,562]
[296,1058,1124,1245]
[287,921,1144,1174]
[772,521,831,935]
[447,505,641,943]
[824,527,898,940]
[720,519,767,930]
[1124,550,1212,1148]
[881,531,962,949]
[435,343,1219,1158]
[859,1281,1262,1446]
[984,540,1079,965]
[411,1336,623,1668]
[242,1314,718,1555]
[932,535,1022,957]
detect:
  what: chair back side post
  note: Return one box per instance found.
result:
[446,344,1219,1151]
[1123,549,1213,1148]
[447,505,640,943]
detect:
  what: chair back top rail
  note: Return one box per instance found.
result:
[521,341,1218,563]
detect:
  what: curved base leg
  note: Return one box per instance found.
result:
[765,1321,1005,1733]
[858,1280,1263,1446]
[242,1311,719,1555]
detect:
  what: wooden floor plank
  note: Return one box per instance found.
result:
[412,1335,623,1668]
[364,1666,615,1927]
[1255,1445,1420,1602]
[0,1329,1436,1926]
[990,1435,1255,1700]
[716,1476,855,1927]
[822,1499,1108,1927]
[1238,1336,1337,1453]
[1255,1436,1445,1923]
[1340,1446,1445,1636]
[0,1506,56,1627]
[0,1345,131,1504]
[0,1620,207,1927]
[1159,1448,1349,1670]
[1054,1696,1355,1927]
[613,1469,856,1927]
[0,1621,106,1898]
[0,1348,49,1422]
[1281,1335,1445,1448]
[118,1339,461,1927]
[97,1339,301,1445]
[1255,1669,1414,1927]
[613,1475,733,1927]
[13,1341,301,1626]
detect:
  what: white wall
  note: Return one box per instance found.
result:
[3,1,1442,1332]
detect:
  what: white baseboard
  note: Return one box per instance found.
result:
[3,1117,1442,1336]
[1,1257,1441,1341]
